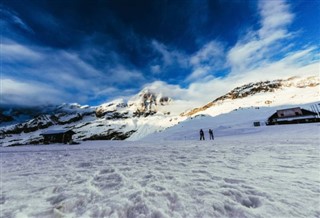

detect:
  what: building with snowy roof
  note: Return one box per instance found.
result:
[267,107,319,125]
[40,129,75,144]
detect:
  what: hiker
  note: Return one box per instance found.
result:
[209,129,214,140]
[200,129,205,140]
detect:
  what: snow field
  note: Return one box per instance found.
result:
[1,124,319,218]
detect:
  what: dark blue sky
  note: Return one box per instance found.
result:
[1,0,319,106]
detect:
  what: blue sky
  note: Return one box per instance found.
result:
[1,0,319,106]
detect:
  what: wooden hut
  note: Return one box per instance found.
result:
[41,129,75,144]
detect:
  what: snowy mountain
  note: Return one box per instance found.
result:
[0,75,319,146]
[181,76,319,117]
[95,89,172,118]
[0,89,178,146]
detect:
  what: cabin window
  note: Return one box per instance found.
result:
[280,113,284,117]
[295,112,300,116]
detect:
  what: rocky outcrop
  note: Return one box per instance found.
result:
[3,115,54,135]
[95,100,128,118]
[95,90,172,119]
[83,130,136,140]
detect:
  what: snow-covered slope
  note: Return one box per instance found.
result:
[182,76,319,117]
[142,102,320,141]
[1,122,319,217]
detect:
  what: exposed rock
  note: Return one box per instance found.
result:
[83,130,136,140]
[3,115,54,134]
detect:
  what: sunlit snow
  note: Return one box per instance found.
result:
[1,108,319,217]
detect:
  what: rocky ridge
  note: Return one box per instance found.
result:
[0,90,175,146]
[181,76,319,116]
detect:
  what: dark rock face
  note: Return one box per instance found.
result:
[95,102,128,118]
[133,111,157,118]
[105,112,129,120]
[55,113,84,124]
[0,114,14,123]
[215,80,282,102]
[83,130,136,141]
[2,113,87,135]
[0,105,58,124]
[159,97,171,106]
[3,115,54,134]
[0,105,97,146]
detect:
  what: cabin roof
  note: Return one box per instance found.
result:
[268,108,317,121]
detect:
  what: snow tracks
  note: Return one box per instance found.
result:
[1,138,319,217]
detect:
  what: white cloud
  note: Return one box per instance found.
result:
[141,81,186,99]
[151,40,188,68]
[190,41,224,67]
[258,0,294,37]
[1,78,68,106]
[185,67,210,82]
[1,40,146,106]
[187,41,225,81]
[227,0,294,73]
[2,41,42,62]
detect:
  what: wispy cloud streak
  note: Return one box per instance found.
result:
[228,0,294,73]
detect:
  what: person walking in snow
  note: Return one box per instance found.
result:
[200,129,205,140]
[209,129,214,140]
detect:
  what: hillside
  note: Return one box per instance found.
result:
[0,75,319,146]
[182,76,319,117]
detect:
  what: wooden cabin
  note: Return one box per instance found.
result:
[41,129,75,144]
[267,107,319,125]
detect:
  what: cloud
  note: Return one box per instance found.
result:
[151,40,188,68]
[108,66,146,84]
[1,39,146,106]
[2,41,42,62]
[151,0,319,112]
[1,0,318,110]
[0,5,146,106]
[190,41,224,67]
[227,0,294,73]
[142,57,319,115]
[187,41,225,81]
[0,6,33,33]
[258,0,294,37]
[1,78,67,106]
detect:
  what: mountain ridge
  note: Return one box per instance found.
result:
[181,76,319,116]
[0,75,319,146]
